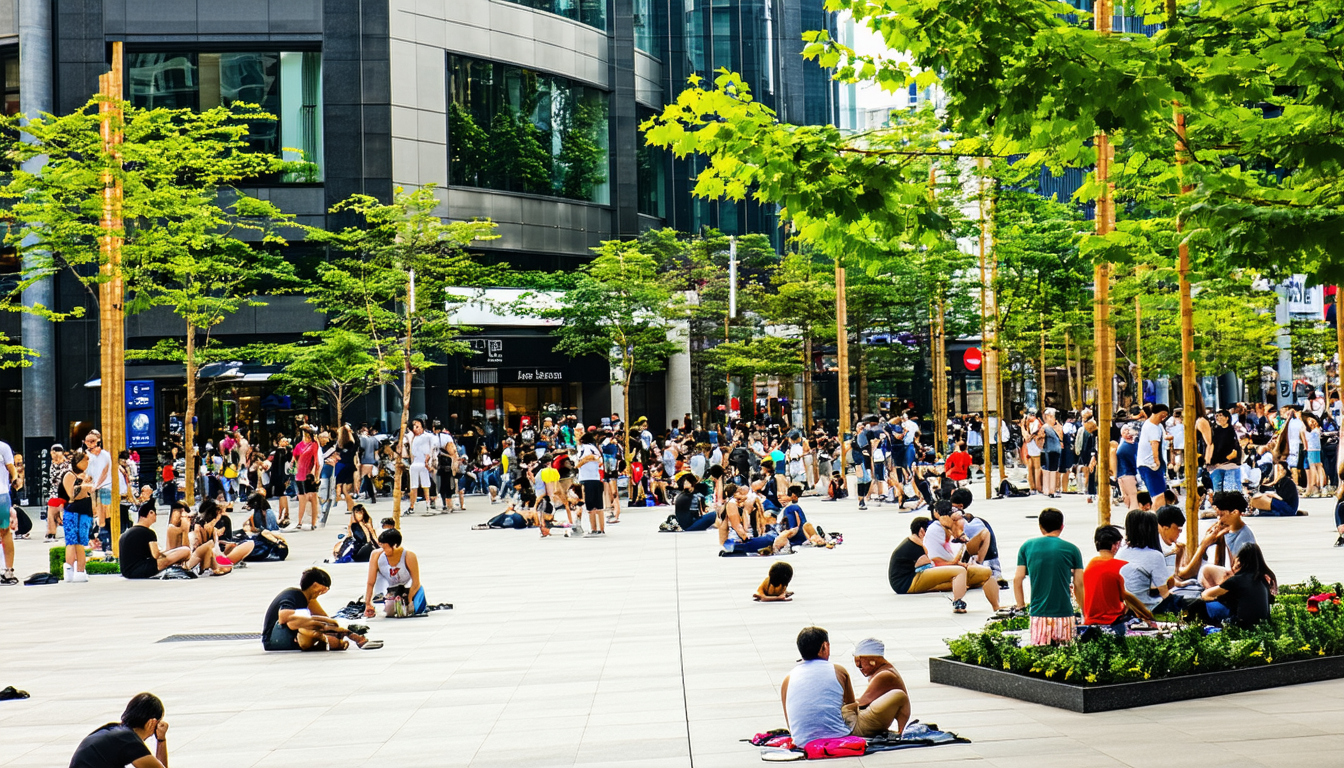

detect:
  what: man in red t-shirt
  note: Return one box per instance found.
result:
[945,442,973,486]
[1084,525,1156,635]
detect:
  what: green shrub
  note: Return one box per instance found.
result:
[47,546,121,578]
[945,580,1344,685]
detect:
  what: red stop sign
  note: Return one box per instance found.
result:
[964,347,983,371]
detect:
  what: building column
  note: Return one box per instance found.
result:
[665,320,691,428]
[20,0,56,447]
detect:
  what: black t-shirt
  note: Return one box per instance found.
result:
[1219,572,1271,627]
[216,514,234,542]
[262,587,309,648]
[118,526,158,578]
[674,491,696,529]
[888,537,926,594]
[1274,474,1299,513]
[69,723,150,768]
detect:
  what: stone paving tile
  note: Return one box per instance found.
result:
[4,487,1344,767]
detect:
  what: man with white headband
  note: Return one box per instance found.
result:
[844,638,911,737]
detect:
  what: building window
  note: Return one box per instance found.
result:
[3,55,18,116]
[499,0,606,30]
[448,56,610,205]
[636,107,665,218]
[128,51,323,183]
[633,0,661,58]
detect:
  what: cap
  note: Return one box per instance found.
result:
[50,443,64,452]
[854,638,885,657]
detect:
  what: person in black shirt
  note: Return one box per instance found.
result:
[888,517,934,594]
[69,692,168,768]
[262,567,381,652]
[1198,543,1275,628]
[673,475,715,531]
[1250,462,1300,516]
[118,506,212,579]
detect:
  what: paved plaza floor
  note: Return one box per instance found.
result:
[4,481,1344,768]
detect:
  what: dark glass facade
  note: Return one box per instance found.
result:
[127,51,324,181]
[448,55,610,204]
[500,0,606,30]
[636,106,666,218]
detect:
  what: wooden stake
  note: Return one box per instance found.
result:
[836,265,850,474]
[977,158,994,499]
[1093,0,1114,526]
[100,43,126,554]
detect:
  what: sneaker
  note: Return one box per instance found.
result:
[858,501,867,510]
[63,564,73,582]
[585,531,606,537]
[1335,535,1344,548]
[405,508,416,516]
[997,579,1010,590]
[70,570,89,583]
[0,571,17,586]
[952,599,967,614]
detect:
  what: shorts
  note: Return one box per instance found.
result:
[408,465,431,489]
[1029,615,1076,645]
[1205,599,1232,623]
[296,479,316,495]
[264,621,301,651]
[872,462,886,481]
[582,480,604,511]
[63,512,93,547]
[0,492,9,529]
[122,559,162,580]
[1267,498,1296,517]
[1308,450,1322,466]
[97,487,112,506]
[1043,451,1061,472]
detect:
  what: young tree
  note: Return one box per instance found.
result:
[273,329,385,427]
[537,240,682,456]
[0,98,300,502]
[306,185,497,525]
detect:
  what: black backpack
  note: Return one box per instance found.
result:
[999,479,1030,498]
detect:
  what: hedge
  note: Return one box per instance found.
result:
[48,546,121,578]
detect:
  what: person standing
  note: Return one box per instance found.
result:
[576,431,605,535]
[1012,508,1085,645]
[83,430,113,552]
[291,426,320,530]
[405,419,436,515]
[0,435,21,585]
[68,692,170,768]
[433,420,458,513]
[1136,404,1170,497]
[1041,409,1063,498]
[358,426,380,502]
[1022,410,1043,494]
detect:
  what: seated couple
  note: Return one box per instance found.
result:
[781,628,912,748]
[118,504,219,580]
[262,568,382,651]
[887,502,1000,614]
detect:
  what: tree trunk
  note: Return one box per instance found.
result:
[857,346,869,420]
[392,315,413,529]
[623,366,633,462]
[184,324,197,504]
[1174,100,1200,551]
[803,334,814,431]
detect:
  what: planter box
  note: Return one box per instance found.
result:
[929,655,1344,712]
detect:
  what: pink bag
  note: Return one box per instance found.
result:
[803,736,866,759]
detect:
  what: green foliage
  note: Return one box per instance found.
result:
[48,547,120,578]
[557,97,608,200]
[274,329,386,424]
[449,102,490,187]
[1291,319,1337,369]
[946,580,1344,685]
[304,185,498,388]
[486,110,552,196]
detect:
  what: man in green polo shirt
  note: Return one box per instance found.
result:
[1012,507,1084,645]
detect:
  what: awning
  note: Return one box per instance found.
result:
[84,362,280,388]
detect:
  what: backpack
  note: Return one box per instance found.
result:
[999,478,1031,498]
[803,736,866,759]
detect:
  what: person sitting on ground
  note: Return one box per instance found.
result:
[1132,491,1153,512]
[118,505,213,580]
[1179,491,1258,588]
[363,529,426,618]
[887,516,999,613]
[1155,504,1189,573]
[1118,508,1181,614]
[333,504,377,561]
[1084,525,1156,635]
[1194,542,1275,629]
[192,499,251,574]
[69,692,170,768]
[780,486,832,548]
[951,488,1003,585]
[780,627,906,749]
[262,567,380,651]
[1012,507,1085,644]
[673,473,716,531]
[1250,461,1302,516]
[163,500,192,551]
[845,638,913,737]
[716,483,788,555]
[380,517,396,531]
[754,561,794,602]
[924,502,1001,613]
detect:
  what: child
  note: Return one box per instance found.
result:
[754,561,794,602]
[827,471,848,501]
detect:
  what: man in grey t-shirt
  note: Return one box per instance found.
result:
[1180,491,1257,589]
[357,426,380,503]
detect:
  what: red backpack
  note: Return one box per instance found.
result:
[803,736,867,759]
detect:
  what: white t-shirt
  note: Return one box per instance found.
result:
[0,441,13,494]
[410,432,437,467]
[923,523,958,563]
[1137,421,1165,470]
[1025,419,1042,457]
[576,444,601,482]
[1117,546,1172,610]
[1167,422,1185,450]
[86,448,113,490]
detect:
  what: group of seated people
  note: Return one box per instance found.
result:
[715,483,836,556]
[116,493,291,580]
[1010,495,1273,644]
[886,487,1275,636]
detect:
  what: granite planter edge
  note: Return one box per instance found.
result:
[928,655,1344,712]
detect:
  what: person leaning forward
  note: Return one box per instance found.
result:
[781,627,908,749]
